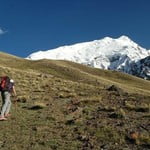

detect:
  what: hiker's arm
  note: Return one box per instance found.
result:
[12,86,17,96]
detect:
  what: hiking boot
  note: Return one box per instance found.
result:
[0,116,7,121]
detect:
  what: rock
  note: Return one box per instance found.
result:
[129,131,139,140]
[77,135,89,142]
[16,96,28,103]
[65,119,75,125]
[126,131,139,144]
[106,85,122,92]
[109,111,125,119]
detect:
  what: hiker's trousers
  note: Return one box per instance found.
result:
[1,91,11,117]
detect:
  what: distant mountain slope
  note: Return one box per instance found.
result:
[132,56,150,79]
[27,36,150,79]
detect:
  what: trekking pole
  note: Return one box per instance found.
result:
[12,95,18,117]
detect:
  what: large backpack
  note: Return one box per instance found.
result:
[0,76,13,92]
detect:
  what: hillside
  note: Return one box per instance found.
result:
[0,52,149,150]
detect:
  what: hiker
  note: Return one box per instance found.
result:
[0,76,16,120]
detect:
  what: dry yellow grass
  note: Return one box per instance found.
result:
[0,52,149,150]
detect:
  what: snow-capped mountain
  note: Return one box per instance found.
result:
[131,56,150,79]
[27,36,150,79]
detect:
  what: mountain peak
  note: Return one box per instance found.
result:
[118,35,131,41]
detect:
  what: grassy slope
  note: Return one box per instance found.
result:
[0,52,149,96]
[0,52,149,150]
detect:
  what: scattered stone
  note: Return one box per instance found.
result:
[106,85,124,95]
[65,119,75,125]
[77,135,89,142]
[16,96,28,103]
[109,111,125,119]
[32,126,38,131]
[126,131,139,144]
[130,131,139,140]
[67,104,78,113]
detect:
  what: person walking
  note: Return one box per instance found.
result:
[0,76,16,120]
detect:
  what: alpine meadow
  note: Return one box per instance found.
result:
[0,51,149,150]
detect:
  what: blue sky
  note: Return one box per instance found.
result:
[0,0,150,57]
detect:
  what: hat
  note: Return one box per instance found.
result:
[10,79,14,83]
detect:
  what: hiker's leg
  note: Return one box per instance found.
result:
[0,92,5,111]
[0,92,11,117]
[5,97,12,115]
